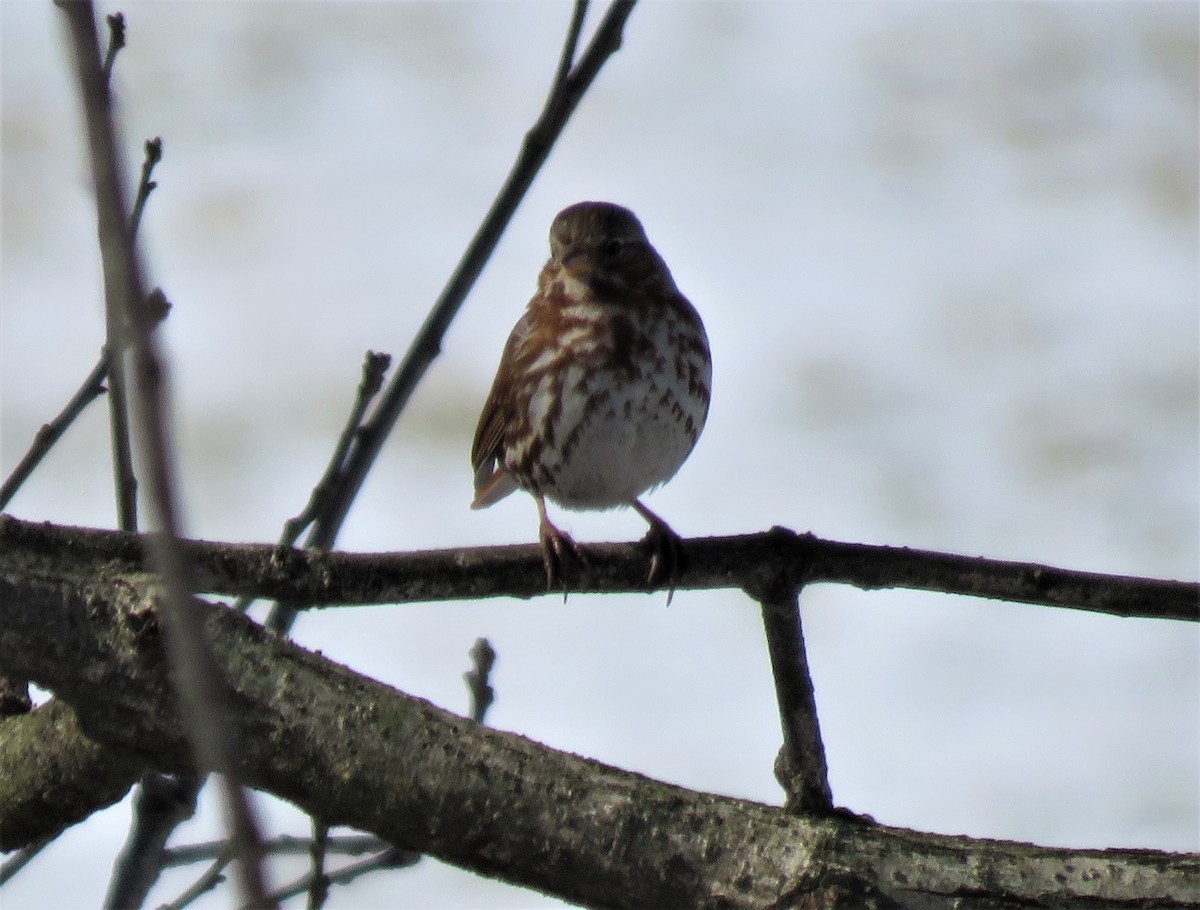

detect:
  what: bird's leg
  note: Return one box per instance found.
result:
[631,499,683,605]
[536,495,587,599]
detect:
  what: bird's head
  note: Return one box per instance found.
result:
[547,201,673,298]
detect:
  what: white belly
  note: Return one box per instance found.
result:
[530,357,708,510]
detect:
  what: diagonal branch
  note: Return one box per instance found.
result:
[0,356,109,512]
[0,149,166,515]
[2,573,1194,908]
[104,773,203,910]
[257,351,391,627]
[291,0,638,575]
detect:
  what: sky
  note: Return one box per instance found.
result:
[2,2,1197,908]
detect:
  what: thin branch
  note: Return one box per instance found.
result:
[126,831,401,908]
[1,121,166,514]
[4,517,1193,623]
[286,1,638,609]
[755,585,831,812]
[0,356,108,512]
[161,835,388,868]
[281,352,391,550]
[305,820,330,910]
[0,839,50,886]
[0,284,166,513]
[168,827,415,904]
[549,0,589,92]
[103,291,138,532]
[55,4,271,907]
[101,12,125,84]
[158,836,415,909]
[103,136,164,534]
[129,137,162,237]
[265,848,421,908]
[155,846,233,910]
[464,637,497,725]
[257,350,391,625]
[104,774,203,910]
[102,266,138,534]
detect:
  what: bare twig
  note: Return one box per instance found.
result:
[282,352,391,550]
[1,124,166,516]
[162,834,398,910]
[550,0,590,90]
[755,585,831,812]
[258,351,391,625]
[104,774,202,910]
[101,12,125,84]
[0,287,166,515]
[55,4,271,907]
[78,9,140,533]
[305,820,330,910]
[0,838,51,886]
[0,355,108,512]
[129,137,162,237]
[155,846,233,910]
[105,136,164,534]
[268,2,638,637]
[464,637,497,725]
[164,835,413,909]
[103,293,138,532]
[746,536,831,813]
[160,834,387,868]
[265,848,421,907]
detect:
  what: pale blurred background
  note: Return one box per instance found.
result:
[2,2,1197,908]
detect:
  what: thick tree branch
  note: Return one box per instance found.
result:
[0,572,1194,908]
[0,699,142,850]
[1,516,1193,622]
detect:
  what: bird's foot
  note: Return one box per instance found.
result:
[537,500,587,600]
[632,500,684,605]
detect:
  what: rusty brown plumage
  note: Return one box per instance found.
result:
[471,202,711,597]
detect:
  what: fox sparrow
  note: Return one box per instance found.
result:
[471,201,711,596]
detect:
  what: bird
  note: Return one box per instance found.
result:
[470,201,711,598]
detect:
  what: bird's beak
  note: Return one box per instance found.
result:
[559,246,592,277]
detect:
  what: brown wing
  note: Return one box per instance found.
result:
[470,310,534,508]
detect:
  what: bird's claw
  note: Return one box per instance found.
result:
[539,519,588,601]
[634,502,684,606]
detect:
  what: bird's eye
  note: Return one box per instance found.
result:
[603,238,625,257]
